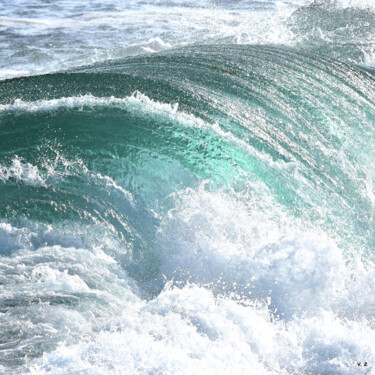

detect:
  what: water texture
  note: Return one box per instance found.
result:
[1,1,375,374]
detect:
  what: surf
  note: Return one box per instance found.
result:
[0,44,375,373]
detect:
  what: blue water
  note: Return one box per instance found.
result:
[1,1,375,374]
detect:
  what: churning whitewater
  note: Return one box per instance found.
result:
[1,1,375,375]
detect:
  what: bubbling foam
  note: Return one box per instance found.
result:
[1,180,375,374]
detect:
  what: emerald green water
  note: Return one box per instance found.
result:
[1,45,375,374]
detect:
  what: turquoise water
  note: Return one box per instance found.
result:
[1,2,375,375]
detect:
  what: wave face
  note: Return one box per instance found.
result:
[1,44,375,374]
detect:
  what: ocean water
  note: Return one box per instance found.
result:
[1,1,375,374]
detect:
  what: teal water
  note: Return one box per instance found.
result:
[1,44,375,374]
[2,46,375,252]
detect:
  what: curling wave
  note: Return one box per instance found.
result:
[1,45,375,374]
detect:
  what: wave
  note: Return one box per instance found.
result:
[2,44,375,254]
[1,44,375,374]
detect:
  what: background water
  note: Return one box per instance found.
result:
[1,1,375,374]
[2,0,375,79]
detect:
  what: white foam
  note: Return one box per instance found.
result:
[362,48,375,68]
[333,0,375,10]
[0,236,139,326]
[0,157,47,186]
[156,183,348,317]
[0,222,36,254]
[0,92,181,115]
[0,154,134,207]
[0,222,141,371]
[0,0,372,80]
[0,155,84,187]
[0,0,307,80]
[31,283,375,374]
[0,95,122,112]
[30,266,90,293]
[1,182,375,374]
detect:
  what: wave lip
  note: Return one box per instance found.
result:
[0,92,184,117]
[0,94,130,112]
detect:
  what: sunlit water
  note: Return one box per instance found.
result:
[1,1,375,374]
